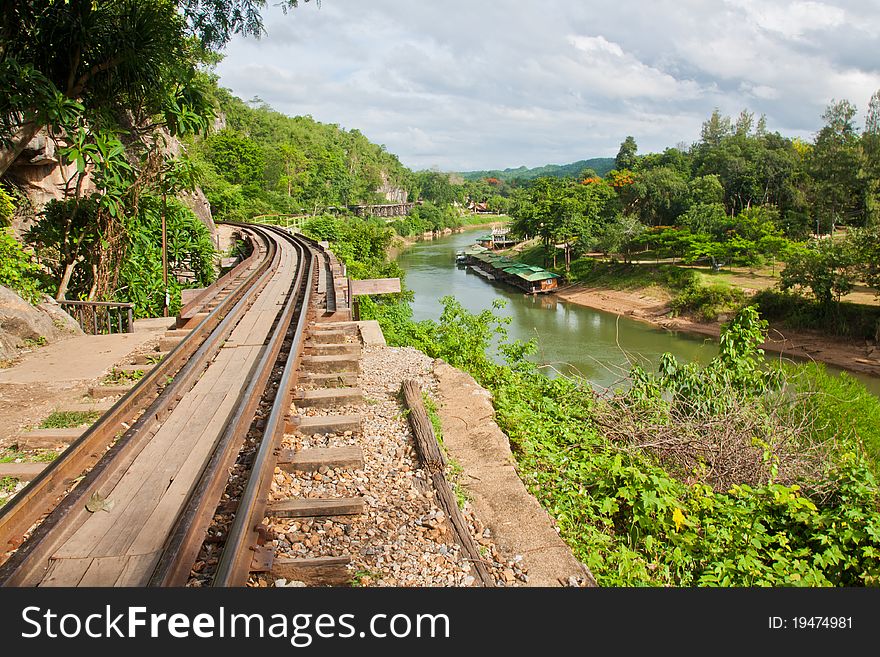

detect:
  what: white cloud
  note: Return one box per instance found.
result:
[726,0,847,40]
[214,0,880,170]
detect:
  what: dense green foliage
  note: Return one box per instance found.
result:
[119,196,215,317]
[26,195,214,316]
[784,363,880,466]
[0,228,43,303]
[387,202,480,237]
[387,296,880,586]
[464,102,880,337]
[753,289,880,341]
[0,184,14,226]
[188,91,413,221]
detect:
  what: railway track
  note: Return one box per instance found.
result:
[0,223,355,587]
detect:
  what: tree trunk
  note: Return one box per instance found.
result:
[56,261,76,301]
[0,120,42,178]
[87,263,98,301]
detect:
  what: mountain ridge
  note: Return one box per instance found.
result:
[457,157,616,182]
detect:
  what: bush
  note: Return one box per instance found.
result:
[0,185,14,227]
[378,297,880,586]
[0,228,44,304]
[670,283,747,321]
[118,196,216,317]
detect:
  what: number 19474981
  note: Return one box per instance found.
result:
[769,616,852,630]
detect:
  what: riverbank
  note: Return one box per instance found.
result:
[556,284,880,378]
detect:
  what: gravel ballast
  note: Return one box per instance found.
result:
[264,344,527,587]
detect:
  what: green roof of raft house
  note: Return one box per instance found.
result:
[462,250,560,293]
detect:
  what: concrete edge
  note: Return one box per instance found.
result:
[432,359,596,587]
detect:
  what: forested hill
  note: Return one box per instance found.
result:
[458,157,615,182]
[188,88,415,223]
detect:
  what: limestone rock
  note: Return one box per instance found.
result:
[0,286,82,362]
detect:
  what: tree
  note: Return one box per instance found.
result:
[734,109,754,137]
[179,0,316,49]
[810,99,863,232]
[700,109,732,147]
[780,238,858,309]
[0,1,215,176]
[630,166,690,225]
[205,129,265,190]
[688,174,724,206]
[865,89,880,136]
[861,90,880,227]
[595,214,644,262]
[615,136,638,170]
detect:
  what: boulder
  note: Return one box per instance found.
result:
[0,286,82,362]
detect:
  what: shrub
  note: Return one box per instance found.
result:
[0,185,14,227]
[0,228,44,304]
[670,283,747,321]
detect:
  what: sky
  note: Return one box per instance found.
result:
[215,0,880,172]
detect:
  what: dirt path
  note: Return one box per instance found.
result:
[0,321,171,446]
[556,285,880,378]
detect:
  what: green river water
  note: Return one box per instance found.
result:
[396,229,880,396]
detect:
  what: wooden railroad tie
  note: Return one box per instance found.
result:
[299,372,359,388]
[268,497,365,518]
[15,427,84,450]
[300,354,361,374]
[276,446,364,472]
[285,413,363,436]
[0,462,48,481]
[293,387,364,408]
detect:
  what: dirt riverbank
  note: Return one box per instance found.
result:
[555,285,880,378]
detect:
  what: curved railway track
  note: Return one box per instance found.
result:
[0,223,343,587]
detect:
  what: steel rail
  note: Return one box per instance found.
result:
[148,225,314,585]
[177,228,258,324]
[211,227,316,586]
[0,228,277,585]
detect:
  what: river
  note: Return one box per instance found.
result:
[396,229,880,395]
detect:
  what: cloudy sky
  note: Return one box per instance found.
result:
[215,0,880,171]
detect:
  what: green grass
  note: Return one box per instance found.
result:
[0,476,19,506]
[40,410,101,429]
[567,260,699,290]
[781,362,880,470]
[103,367,145,385]
[0,448,60,463]
[461,213,510,226]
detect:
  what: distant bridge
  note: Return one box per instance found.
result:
[350,202,415,217]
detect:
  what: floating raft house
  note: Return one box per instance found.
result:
[462,249,559,293]
[475,226,519,250]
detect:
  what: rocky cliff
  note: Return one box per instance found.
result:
[4,126,215,240]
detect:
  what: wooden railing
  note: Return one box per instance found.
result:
[59,300,135,335]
